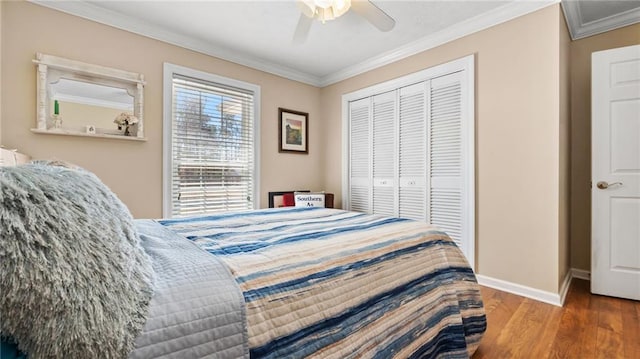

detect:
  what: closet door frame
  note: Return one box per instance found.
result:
[341,54,475,268]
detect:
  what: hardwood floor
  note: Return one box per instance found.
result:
[473,279,640,359]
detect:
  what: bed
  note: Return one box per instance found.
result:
[0,163,485,358]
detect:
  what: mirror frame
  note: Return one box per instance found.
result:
[32,53,146,140]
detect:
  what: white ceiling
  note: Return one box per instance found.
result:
[33,0,640,87]
[561,0,640,40]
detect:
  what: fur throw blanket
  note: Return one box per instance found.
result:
[0,163,154,358]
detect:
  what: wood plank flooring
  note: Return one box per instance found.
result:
[473,279,640,359]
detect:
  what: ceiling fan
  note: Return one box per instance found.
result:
[293,0,396,43]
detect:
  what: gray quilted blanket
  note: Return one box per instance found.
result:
[129,220,248,359]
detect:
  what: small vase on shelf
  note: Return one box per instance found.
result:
[114,112,139,137]
[52,114,63,129]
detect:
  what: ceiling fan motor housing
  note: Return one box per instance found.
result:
[298,0,352,22]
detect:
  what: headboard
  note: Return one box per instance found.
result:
[0,148,31,167]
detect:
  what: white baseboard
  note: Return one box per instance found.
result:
[476,275,565,306]
[558,270,572,306]
[571,268,591,280]
[476,268,588,307]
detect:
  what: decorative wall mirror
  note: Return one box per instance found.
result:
[32,53,146,140]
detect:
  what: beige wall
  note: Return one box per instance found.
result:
[558,13,571,289]
[321,5,567,293]
[569,23,640,271]
[1,1,323,218]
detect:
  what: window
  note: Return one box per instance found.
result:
[163,64,260,217]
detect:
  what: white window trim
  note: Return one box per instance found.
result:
[162,63,261,217]
[341,54,475,269]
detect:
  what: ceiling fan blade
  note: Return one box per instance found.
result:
[351,0,395,32]
[293,13,313,44]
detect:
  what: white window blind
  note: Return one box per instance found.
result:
[167,72,256,217]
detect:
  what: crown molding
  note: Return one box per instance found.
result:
[561,0,640,40]
[319,0,559,87]
[29,0,323,86]
[31,0,558,88]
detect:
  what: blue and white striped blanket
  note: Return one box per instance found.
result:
[159,207,486,358]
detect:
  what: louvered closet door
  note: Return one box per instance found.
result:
[349,98,371,213]
[372,91,397,216]
[344,55,474,267]
[398,83,427,221]
[428,72,467,249]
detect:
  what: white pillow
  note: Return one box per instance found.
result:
[294,192,325,207]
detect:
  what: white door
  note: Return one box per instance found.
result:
[592,44,640,300]
[428,72,474,264]
[371,91,397,217]
[343,55,475,268]
[348,97,371,213]
[398,82,427,221]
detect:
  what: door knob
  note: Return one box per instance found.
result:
[596,181,623,189]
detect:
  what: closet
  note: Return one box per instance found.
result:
[342,55,475,267]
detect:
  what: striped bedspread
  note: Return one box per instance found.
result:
[159,207,486,358]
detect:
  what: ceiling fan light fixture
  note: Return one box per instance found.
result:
[293,0,394,43]
[298,0,351,23]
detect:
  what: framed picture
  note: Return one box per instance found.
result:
[279,108,308,154]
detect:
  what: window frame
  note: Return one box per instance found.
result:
[162,63,261,217]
